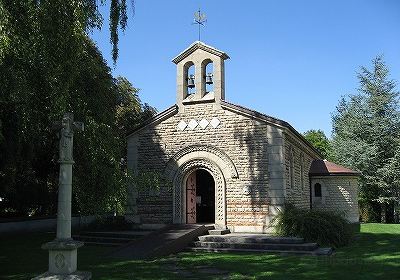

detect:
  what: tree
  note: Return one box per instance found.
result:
[303,129,333,160]
[0,0,133,64]
[378,144,400,223]
[0,1,149,217]
[115,76,157,138]
[331,56,400,222]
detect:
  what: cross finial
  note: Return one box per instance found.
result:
[193,9,207,41]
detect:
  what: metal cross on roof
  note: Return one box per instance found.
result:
[193,9,207,41]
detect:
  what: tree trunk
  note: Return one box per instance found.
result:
[381,203,387,223]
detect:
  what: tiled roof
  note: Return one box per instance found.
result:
[309,159,360,176]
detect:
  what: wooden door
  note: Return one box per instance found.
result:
[186,172,196,224]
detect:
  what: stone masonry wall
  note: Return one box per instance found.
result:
[128,102,283,230]
[284,134,318,209]
[310,176,359,223]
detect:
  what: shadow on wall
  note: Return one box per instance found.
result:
[233,120,269,231]
[128,126,171,225]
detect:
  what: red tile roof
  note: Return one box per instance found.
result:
[309,159,360,176]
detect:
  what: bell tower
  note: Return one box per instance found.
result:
[172,41,230,111]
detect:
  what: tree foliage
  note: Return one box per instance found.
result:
[0,1,153,217]
[331,56,400,222]
[303,129,333,160]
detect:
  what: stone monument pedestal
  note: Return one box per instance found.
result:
[32,271,91,280]
[32,240,91,280]
[33,113,90,279]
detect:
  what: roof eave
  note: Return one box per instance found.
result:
[172,41,230,64]
[220,100,323,158]
[126,105,178,138]
[309,172,361,177]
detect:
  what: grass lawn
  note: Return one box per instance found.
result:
[0,223,399,280]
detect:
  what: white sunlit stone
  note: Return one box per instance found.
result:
[210,117,220,128]
[199,119,209,129]
[177,120,187,131]
[188,119,198,130]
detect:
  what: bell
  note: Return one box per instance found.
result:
[205,73,213,85]
[187,74,195,89]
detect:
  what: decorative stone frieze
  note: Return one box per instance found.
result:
[176,117,220,131]
[210,117,221,128]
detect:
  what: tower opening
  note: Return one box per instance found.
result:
[184,62,195,97]
[203,60,214,95]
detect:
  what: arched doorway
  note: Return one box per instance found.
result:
[186,169,215,224]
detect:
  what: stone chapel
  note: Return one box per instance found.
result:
[126,41,359,233]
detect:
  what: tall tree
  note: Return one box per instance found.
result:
[303,129,333,160]
[331,56,400,222]
[0,1,147,217]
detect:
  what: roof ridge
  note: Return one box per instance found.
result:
[172,41,229,64]
[126,105,178,137]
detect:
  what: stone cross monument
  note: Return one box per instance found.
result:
[33,113,91,280]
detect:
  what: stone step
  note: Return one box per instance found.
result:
[81,241,122,247]
[193,241,318,251]
[77,230,153,239]
[198,235,304,244]
[208,229,231,235]
[73,235,133,244]
[188,246,333,256]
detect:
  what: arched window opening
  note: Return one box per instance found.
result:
[205,62,214,94]
[184,62,195,98]
[201,59,214,98]
[314,183,322,197]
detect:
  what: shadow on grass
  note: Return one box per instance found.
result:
[175,225,400,280]
[1,224,399,280]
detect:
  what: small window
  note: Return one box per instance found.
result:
[314,183,322,197]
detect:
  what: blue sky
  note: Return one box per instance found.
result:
[90,0,400,138]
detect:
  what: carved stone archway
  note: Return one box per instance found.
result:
[164,145,238,229]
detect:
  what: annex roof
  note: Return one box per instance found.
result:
[309,159,360,176]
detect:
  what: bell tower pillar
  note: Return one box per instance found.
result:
[172,41,230,112]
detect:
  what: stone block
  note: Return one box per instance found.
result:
[32,271,91,280]
[267,189,284,198]
[268,178,284,190]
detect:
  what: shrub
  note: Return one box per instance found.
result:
[272,203,354,248]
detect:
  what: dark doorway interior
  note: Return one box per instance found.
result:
[195,169,215,223]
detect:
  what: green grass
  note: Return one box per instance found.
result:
[1,223,399,280]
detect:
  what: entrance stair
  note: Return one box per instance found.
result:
[189,232,333,256]
[109,224,213,259]
[73,229,154,247]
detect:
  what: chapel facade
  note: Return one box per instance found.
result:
[126,42,359,233]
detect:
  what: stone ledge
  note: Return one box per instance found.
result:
[32,271,91,280]
[42,239,84,250]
